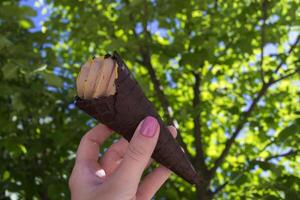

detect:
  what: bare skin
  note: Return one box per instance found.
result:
[69,116,177,200]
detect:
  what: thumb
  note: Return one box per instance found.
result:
[112,116,160,187]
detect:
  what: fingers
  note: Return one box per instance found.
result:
[76,124,113,164]
[137,126,177,200]
[102,125,177,176]
[137,166,171,199]
[101,138,128,175]
[111,116,160,188]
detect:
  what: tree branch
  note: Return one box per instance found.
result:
[212,149,299,196]
[212,181,229,195]
[270,68,300,84]
[130,2,191,158]
[259,138,276,153]
[265,149,300,162]
[193,72,208,175]
[259,0,267,83]
[207,39,233,75]
[139,51,190,156]
[209,82,270,178]
[274,34,300,74]
[214,0,218,10]
[209,33,300,179]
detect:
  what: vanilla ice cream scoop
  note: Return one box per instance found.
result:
[76,56,118,99]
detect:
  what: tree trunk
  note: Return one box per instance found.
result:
[196,184,212,200]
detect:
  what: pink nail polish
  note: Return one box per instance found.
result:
[140,116,159,137]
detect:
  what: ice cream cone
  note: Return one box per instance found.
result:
[75,52,199,185]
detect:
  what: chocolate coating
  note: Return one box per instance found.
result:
[75,52,199,185]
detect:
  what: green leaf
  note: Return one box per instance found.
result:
[2,170,10,181]
[32,65,47,73]
[0,35,12,49]
[19,19,33,29]
[42,71,63,87]
[20,6,37,17]
[278,123,300,142]
[2,63,18,80]
[12,94,25,111]
[179,52,204,67]
[18,144,27,154]
[235,174,249,185]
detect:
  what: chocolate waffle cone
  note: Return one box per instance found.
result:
[75,52,199,185]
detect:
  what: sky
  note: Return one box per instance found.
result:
[20,0,50,32]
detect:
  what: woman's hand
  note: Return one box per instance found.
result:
[69,116,177,200]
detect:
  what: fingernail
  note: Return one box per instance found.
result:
[140,116,159,138]
[95,169,106,178]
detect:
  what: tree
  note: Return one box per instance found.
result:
[0,1,87,199]
[1,0,300,199]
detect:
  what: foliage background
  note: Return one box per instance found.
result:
[0,0,299,199]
